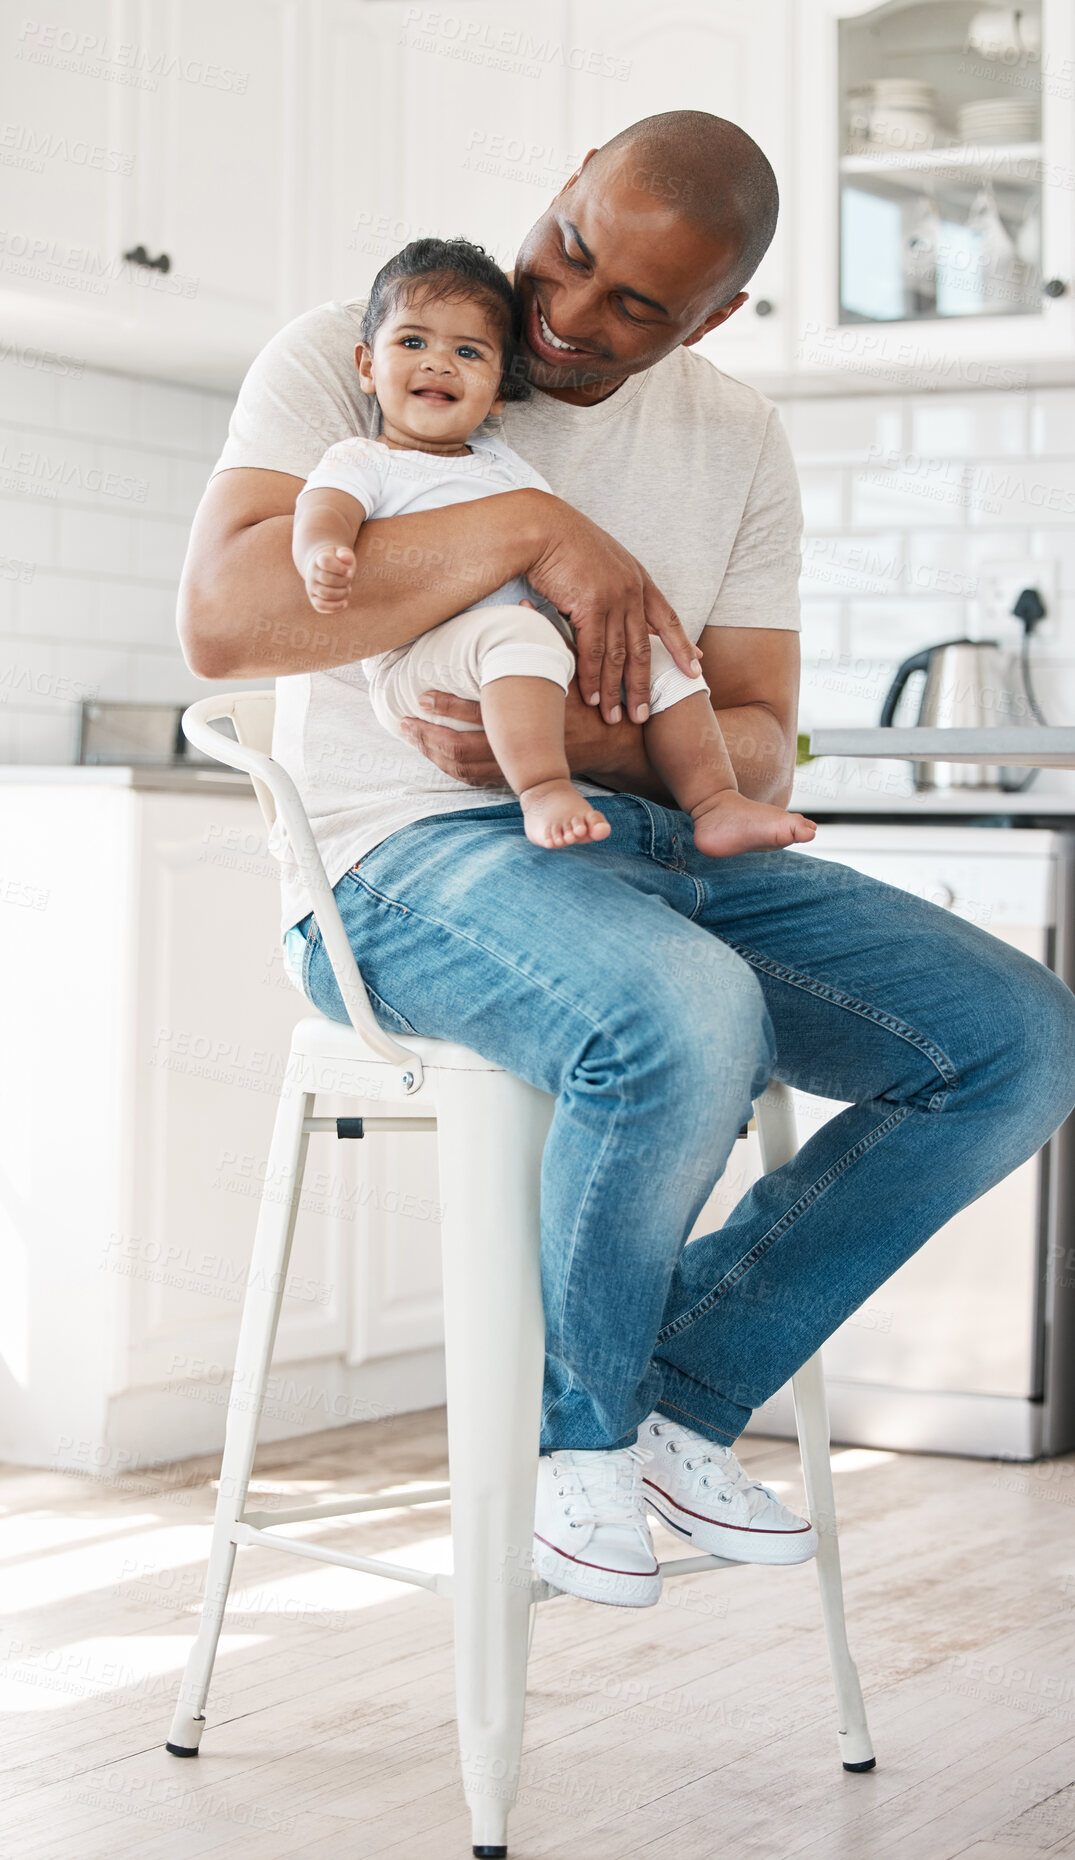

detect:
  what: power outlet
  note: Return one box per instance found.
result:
[977,559,1058,640]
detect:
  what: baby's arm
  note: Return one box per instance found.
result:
[292,487,367,615]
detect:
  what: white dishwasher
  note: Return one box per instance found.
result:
[696,825,1075,1461]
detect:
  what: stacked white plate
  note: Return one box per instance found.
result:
[957,97,1040,144]
[858,79,938,153]
[869,79,936,107]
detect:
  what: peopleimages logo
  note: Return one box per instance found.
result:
[0,121,135,173]
[0,441,148,501]
[400,8,631,80]
[16,20,249,91]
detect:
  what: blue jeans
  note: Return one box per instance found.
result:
[296,794,1075,1453]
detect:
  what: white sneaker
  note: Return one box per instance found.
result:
[639,1413,818,1565]
[533,1445,662,1607]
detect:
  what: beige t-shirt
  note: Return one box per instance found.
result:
[211,298,803,933]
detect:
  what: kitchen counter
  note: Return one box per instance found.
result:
[809,727,1075,768]
[800,730,1075,818]
[793,770,1075,817]
[0,762,252,796]
[6,759,1075,820]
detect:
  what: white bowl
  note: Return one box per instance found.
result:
[868,105,938,152]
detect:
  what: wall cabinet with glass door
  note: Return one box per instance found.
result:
[794,0,1075,381]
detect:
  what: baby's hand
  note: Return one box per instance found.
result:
[305,546,355,614]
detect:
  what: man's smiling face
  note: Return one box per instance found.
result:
[513,151,750,405]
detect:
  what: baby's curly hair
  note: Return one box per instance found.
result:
[361,237,531,404]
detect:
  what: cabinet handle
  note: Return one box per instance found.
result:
[123,244,171,274]
[1044,278,1068,298]
[754,298,775,317]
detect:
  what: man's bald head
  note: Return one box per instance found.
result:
[588,111,779,305]
[511,110,779,403]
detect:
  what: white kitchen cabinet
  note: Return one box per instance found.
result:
[0,0,795,387]
[301,0,572,306]
[565,0,794,377]
[0,1,122,317]
[0,0,304,388]
[794,0,1075,384]
[302,0,792,370]
[116,0,307,383]
[0,773,445,1473]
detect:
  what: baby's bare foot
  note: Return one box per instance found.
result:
[691,790,816,859]
[520,778,611,850]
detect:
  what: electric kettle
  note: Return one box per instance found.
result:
[879,637,1024,790]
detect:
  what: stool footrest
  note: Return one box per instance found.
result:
[302,1115,438,1135]
[659,1552,745,1575]
[233,1522,453,1596]
[240,1482,450,1530]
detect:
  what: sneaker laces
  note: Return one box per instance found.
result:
[650,1424,779,1511]
[548,1445,652,1529]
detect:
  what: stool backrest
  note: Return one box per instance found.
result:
[224,690,278,829]
[181,690,424,1092]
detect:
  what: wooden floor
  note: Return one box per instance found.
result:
[3,1413,1075,1860]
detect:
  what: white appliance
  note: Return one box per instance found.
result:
[696,825,1075,1461]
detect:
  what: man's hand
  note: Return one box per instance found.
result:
[399,693,501,786]
[399,677,643,790]
[526,504,700,726]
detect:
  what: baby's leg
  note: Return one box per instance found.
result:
[645,689,816,857]
[368,605,610,849]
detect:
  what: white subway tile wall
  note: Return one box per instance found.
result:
[776,388,1075,750]
[0,352,1073,773]
[0,352,234,763]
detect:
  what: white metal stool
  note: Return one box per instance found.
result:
[166,690,875,1856]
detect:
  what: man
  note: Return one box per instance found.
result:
[180,111,1075,1607]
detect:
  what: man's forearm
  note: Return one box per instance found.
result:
[718,702,796,804]
[578,700,794,809]
[180,483,554,679]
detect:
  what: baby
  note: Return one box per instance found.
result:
[292,236,815,857]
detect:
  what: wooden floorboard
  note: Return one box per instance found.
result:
[2,1410,1075,1858]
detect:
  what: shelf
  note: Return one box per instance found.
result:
[841,142,1042,191]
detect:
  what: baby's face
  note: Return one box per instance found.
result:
[357,291,507,445]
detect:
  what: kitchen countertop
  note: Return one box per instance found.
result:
[4,757,1075,820]
[809,727,1075,768]
[793,779,1075,816]
[0,763,253,796]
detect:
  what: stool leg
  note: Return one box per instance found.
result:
[792,1353,876,1771]
[753,1078,798,1173]
[755,1083,874,1772]
[166,1078,314,1756]
[436,1071,553,1859]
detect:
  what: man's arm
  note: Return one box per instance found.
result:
[400,625,801,807]
[179,466,553,680]
[697,624,800,805]
[178,467,697,725]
